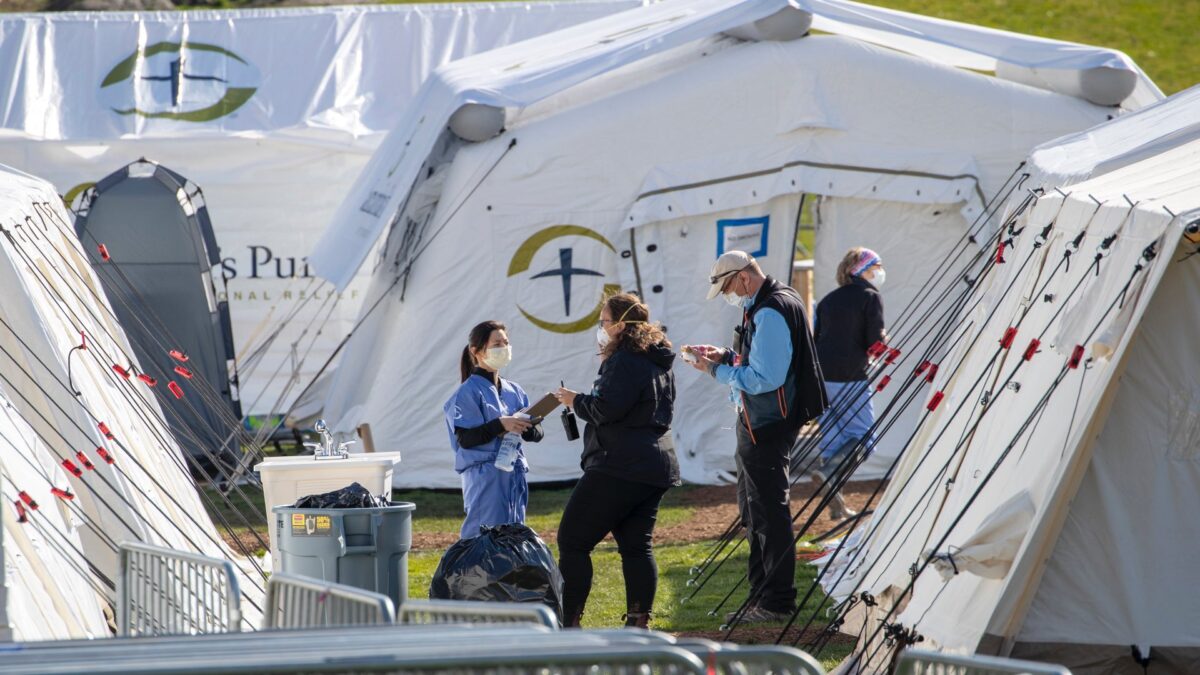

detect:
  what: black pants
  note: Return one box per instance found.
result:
[557,470,667,622]
[736,422,797,613]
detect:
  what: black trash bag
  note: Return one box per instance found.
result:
[292,482,389,509]
[429,523,563,622]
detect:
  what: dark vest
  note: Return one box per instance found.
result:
[736,277,828,441]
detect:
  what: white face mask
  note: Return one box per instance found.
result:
[481,345,512,371]
[723,291,743,307]
[872,268,886,288]
[596,326,611,347]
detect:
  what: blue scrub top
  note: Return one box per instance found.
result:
[443,373,531,472]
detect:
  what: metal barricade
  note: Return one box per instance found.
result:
[398,599,558,628]
[676,643,826,675]
[263,572,395,628]
[897,649,1072,675]
[0,630,707,675]
[117,541,242,637]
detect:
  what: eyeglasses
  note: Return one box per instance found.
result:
[597,318,614,327]
[709,264,751,286]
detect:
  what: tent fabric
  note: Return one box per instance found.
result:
[316,13,1124,488]
[828,87,1200,671]
[0,2,640,415]
[0,163,264,639]
[74,160,242,469]
[308,0,1159,292]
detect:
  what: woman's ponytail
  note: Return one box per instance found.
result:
[460,345,475,382]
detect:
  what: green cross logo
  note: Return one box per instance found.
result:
[100,42,258,122]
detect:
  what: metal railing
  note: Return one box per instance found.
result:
[263,572,395,628]
[0,628,708,675]
[117,541,242,637]
[677,644,826,675]
[897,649,1072,675]
[398,599,558,628]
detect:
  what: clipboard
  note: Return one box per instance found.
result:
[522,392,561,420]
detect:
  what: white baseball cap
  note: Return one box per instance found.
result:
[705,250,755,300]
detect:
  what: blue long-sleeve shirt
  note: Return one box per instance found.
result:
[714,308,793,406]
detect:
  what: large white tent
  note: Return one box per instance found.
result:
[0,2,640,416]
[307,0,1160,487]
[822,85,1200,673]
[0,163,263,639]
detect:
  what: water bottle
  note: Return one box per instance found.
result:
[494,433,519,471]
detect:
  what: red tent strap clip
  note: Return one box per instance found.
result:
[97,421,115,440]
[924,363,939,383]
[137,373,157,387]
[884,347,901,365]
[915,360,930,376]
[168,381,184,399]
[51,487,75,501]
[61,459,83,478]
[96,447,115,465]
[995,241,1007,264]
[169,350,189,363]
[77,451,96,471]
[875,375,891,392]
[1000,326,1018,350]
[1023,339,1041,361]
[14,500,27,523]
[867,341,886,358]
[79,331,87,351]
[18,491,38,510]
[927,390,945,411]
[174,366,193,379]
[97,243,111,261]
[1068,344,1085,369]
[112,364,131,379]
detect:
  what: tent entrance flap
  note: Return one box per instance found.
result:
[620,143,986,236]
[74,159,243,478]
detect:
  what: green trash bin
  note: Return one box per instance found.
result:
[272,502,416,608]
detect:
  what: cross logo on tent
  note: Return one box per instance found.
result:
[507,225,619,334]
[99,41,259,122]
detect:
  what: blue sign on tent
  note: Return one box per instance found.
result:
[716,216,769,257]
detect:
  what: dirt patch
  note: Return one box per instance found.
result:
[654,480,886,548]
[673,626,856,648]
[404,480,885,552]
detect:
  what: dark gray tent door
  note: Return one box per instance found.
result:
[75,159,241,475]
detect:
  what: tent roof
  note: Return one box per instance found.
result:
[308,0,1161,290]
[1027,83,1200,187]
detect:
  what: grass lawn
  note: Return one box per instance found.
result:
[206,483,853,669]
[405,537,854,670]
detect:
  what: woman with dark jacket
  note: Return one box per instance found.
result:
[811,247,886,518]
[553,293,680,629]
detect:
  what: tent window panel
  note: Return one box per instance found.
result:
[1168,385,1200,461]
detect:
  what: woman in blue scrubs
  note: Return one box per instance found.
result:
[443,320,543,539]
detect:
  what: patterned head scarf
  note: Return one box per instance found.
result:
[849,248,881,277]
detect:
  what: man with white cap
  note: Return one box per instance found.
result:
[686,250,827,624]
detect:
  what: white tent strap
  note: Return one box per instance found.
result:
[622,156,985,230]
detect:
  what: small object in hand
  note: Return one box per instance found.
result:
[680,345,699,364]
[561,407,580,441]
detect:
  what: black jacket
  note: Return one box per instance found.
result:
[731,276,828,439]
[813,277,886,382]
[572,343,681,488]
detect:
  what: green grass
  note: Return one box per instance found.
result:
[865,0,1196,96]
[393,485,696,537]
[407,538,853,670]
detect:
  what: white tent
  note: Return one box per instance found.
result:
[0,2,640,416]
[0,163,264,639]
[823,85,1200,673]
[308,0,1160,487]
